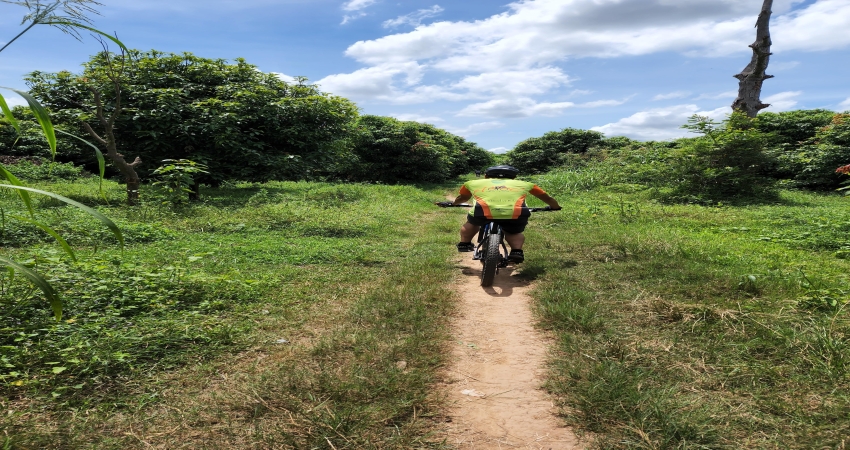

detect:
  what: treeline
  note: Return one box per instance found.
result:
[0,51,494,185]
[504,109,850,202]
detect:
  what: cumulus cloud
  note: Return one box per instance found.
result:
[272,72,298,84]
[694,91,738,100]
[316,62,423,100]
[0,94,27,108]
[383,5,444,28]
[839,97,850,110]
[591,104,731,141]
[342,0,841,71]
[489,147,510,154]
[653,91,692,101]
[446,121,505,137]
[763,91,802,111]
[457,98,576,118]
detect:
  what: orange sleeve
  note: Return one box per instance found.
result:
[459,185,472,196]
[530,185,547,196]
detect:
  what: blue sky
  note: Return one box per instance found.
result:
[2,0,849,153]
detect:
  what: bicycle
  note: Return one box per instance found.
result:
[437,203,556,287]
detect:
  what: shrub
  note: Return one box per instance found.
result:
[2,157,85,181]
[790,114,850,190]
[505,128,605,174]
[659,113,778,203]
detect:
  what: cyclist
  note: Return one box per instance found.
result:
[439,165,561,263]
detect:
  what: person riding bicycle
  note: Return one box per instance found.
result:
[440,165,561,263]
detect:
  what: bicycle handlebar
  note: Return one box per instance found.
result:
[436,202,559,212]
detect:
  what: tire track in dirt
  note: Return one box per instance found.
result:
[439,251,581,449]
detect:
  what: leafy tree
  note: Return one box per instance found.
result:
[25,51,359,185]
[342,116,493,183]
[505,128,605,174]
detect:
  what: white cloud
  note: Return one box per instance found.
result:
[342,0,377,11]
[457,98,576,118]
[446,121,505,137]
[316,62,423,100]
[773,0,850,53]
[342,0,839,72]
[653,91,691,101]
[694,91,737,100]
[839,97,850,110]
[383,5,444,29]
[272,72,297,84]
[489,147,510,154]
[592,104,730,141]
[341,0,378,24]
[762,91,802,111]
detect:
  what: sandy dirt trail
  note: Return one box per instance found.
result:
[439,251,581,449]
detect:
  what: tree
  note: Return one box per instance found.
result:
[505,128,605,174]
[732,0,774,118]
[26,51,359,185]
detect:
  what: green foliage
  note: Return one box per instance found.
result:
[2,156,84,181]
[660,113,778,203]
[343,115,494,183]
[505,127,605,174]
[25,51,360,184]
[785,114,850,190]
[151,159,208,205]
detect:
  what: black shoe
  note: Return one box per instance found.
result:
[508,249,524,263]
[457,242,475,252]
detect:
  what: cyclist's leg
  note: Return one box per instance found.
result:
[499,218,528,262]
[458,216,484,252]
[504,232,525,250]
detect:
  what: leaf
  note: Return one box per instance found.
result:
[0,92,20,134]
[52,367,67,374]
[43,22,130,55]
[0,257,62,320]
[13,215,77,262]
[0,164,35,217]
[57,129,107,200]
[0,184,123,249]
[0,87,56,158]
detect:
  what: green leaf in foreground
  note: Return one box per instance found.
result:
[0,256,62,320]
[13,215,77,262]
[0,184,123,249]
[0,87,56,157]
[57,129,107,200]
[0,163,35,217]
[0,91,21,134]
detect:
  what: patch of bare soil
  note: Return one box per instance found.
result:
[439,252,581,449]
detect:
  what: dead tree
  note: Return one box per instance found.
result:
[732,0,774,117]
[79,42,142,205]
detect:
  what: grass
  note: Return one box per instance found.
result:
[520,180,850,449]
[0,178,463,449]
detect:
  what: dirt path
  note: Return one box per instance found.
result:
[439,252,581,449]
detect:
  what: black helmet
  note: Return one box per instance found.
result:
[485,165,520,179]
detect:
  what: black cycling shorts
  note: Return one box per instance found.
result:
[466,215,529,234]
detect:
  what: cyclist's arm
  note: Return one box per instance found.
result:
[453,186,473,205]
[530,186,561,209]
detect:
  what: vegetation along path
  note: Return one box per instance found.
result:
[439,250,579,449]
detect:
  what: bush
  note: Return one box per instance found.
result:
[659,113,778,203]
[505,128,605,174]
[2,156,85,181]
[789,114,850,190]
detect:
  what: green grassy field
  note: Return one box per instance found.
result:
[2,176,849,448]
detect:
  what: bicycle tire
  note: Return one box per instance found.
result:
[480,233,502,287]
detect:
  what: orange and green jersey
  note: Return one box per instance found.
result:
[460,178,548,220]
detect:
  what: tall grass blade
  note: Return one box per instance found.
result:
[0,87,57,158]
[13,215,77,262]
[0,256,62,320]
[57,129,107,200]
[0,184,123,249]
[0,92,21,134]
[0,164,35,217]
[43,22,130,55]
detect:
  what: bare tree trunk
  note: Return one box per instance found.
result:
[732,0,774,118]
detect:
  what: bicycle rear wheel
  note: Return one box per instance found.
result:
[480,234,502,287]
